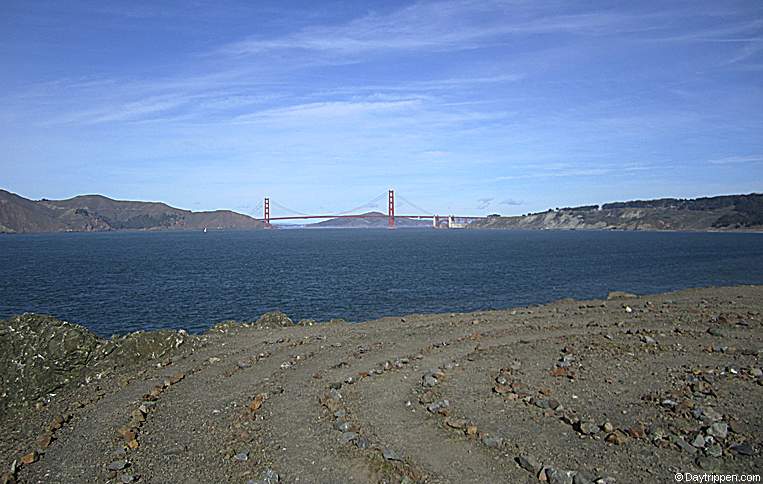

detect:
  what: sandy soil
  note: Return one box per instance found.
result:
[2,286,762,483]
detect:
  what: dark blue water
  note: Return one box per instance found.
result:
[1,229,762,336]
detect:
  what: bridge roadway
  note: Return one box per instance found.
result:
[256,214,488,222]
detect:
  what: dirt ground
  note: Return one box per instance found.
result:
[2,285,762,483]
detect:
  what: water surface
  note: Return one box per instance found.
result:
[1,229,761,335]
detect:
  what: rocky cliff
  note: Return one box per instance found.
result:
[470,193,763,231]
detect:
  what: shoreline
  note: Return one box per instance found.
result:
[2,285,761,482]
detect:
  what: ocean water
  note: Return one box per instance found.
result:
[1,229,762,336]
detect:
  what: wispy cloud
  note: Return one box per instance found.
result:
[707,155,763,165]
[500,198,522,206]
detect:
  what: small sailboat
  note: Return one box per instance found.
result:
[203,227,207,233]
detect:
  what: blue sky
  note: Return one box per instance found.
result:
[2,0,762,218]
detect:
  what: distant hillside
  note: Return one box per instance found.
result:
[308,211,431,228]
[0,190,265,233]
[470,193,763,231]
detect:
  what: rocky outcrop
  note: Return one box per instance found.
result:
[469,193,763,231]
[0,314,100,416]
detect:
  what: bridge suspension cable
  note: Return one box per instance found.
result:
[336,192,388,215]
[396,194,434,215]
[269,199,310,217]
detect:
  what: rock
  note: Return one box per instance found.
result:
[547,468,575,484]
[640,336,657,345]
[256,311,293,328]
[607,291,638,300]
[465,424,478,436]
[445,417,466,429]
[675,438,697,454]
[334,421,356,433]
[624,306,633,314]
[20,451,37,465]
[107,460,128,471]
[234,451,249,462]
[707,328,725,337]
[706,422,728,439]
[578,421,599,435]
[730,442,754,456]
[426,400,450,414]
[382,448,402,461]
[249,469,280,484]
[423,375,438,387]
[355,436,370,449]
[249,394,266,413]
[602,422,614,433]
[127,439,139,450]
[706,443,722,458]
[119,474,135,483]
[574,472,596,484]
[690,434,706,448]
[36,432,53,449]
[338,432,358,444]
[605,431,628,445]
[516,454,541,473]
[481,435,503,448]
[50,415,65,430]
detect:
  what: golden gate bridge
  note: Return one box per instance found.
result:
[255,189,488,228]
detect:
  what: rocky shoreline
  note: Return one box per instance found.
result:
[1,286,762,483]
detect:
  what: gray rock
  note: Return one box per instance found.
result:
[691,434,706,448]
[338,432,358,444]
[382,448,402,461]
[641,335,657,345]
[707,422,728,439]
[426,399,449,413]
[481,435,503,448]
[107,461,128,471]
[234,451,249,462]
[705,443,722,458]
[256,311,293,328]
[516,454,541,473]
[355,436,370,449]
[730,443,754,456]
[423,375,438,387]
[547,468,575,484]
[255,469,280,483]
[676,438,697,454]
[334,421,354,432]
[707,327,725,337]
[119,475,134,484]
[573,471,596,484]
[579,421,599,435]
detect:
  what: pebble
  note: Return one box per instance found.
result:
[547,468,575,484]
[20,451,37,465]
[706,443,722,458]
[675,438,697,454]
[356,436,370,449]
[382,448,402,461]
[751,368,763,378]
[640,336,657,345]
[248,469,280,484]
[730,442,754,456]
[579,422,599,435]
[423,375,438,387]
[602,422,614,433]
[234,451,249,462]
[695,456,720,472]
[119,474,135,483]
[573,471,596,484]
[605,431,627,445]
[706,422,728,439]
[707,328,725,337]
[338,432,358,444]
[481,435,503,448]
[107,460,128,471]
[690,434,706,448]
[517,454,541,473]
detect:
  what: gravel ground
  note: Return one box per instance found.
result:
[2,285,762,483]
